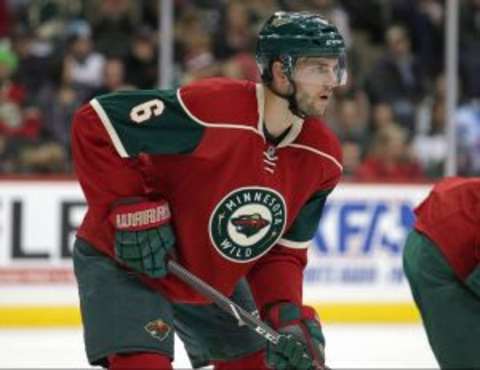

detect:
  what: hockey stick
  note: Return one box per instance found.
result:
[167,260,281,345]
[167,260,330,370]
[167,260,326,370]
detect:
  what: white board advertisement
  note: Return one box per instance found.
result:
[0,180,432,306]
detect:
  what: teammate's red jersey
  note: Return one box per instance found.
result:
[414,177,480,280]
[72,78,342,307]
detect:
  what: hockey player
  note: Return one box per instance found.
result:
[72,11,347,370]
[403,177,480,369]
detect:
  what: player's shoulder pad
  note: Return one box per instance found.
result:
[433,177,480,194]
[293,117,343,173]
[178,78,260,129]
[431,177,480,211]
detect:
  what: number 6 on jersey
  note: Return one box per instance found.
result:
[130,99,165,124]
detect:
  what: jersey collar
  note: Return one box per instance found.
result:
[256,83,304,147]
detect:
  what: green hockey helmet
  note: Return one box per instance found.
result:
[256,11,347,86]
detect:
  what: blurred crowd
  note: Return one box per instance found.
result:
[0,0,480,181]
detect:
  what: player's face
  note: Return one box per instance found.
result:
[291,57,339,117]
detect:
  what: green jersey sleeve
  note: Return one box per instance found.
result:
[279,189,333,248]
[90,89,204,158]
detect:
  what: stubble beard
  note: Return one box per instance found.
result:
[295,90,326,118]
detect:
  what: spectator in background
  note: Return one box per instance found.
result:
[332,98,369,153]
[243,0,279,28]
[413,74,448,178]
[179,31,218,83]
[63,27,105,102]
[369,102,397,133]
[38,57,131,162]
[339,0,387,45]
[355,124,425,182]
[456,99,480,176]
[412,99,447,178]
[37,54,82,159]
[10,28,54,102]
[213,0,255,60]
[364,25,426,135]
[337,0,387,82]
[16,141,67,173]
[124,28,158,89]
[415,74,447,133]
[38,81,80,160]
[459,0,480,99]
[413,0,444,79]
[138,0,163,32]
[222,52,260,82]
[88,0,138,58]
[390,0,444,81]
[91,57,133,97]
[0,46,41,140]
[333,73,370,130]
[176,10,218,83]
[341,140,363,180]
[0,45,67,173]
[24,0,84,40]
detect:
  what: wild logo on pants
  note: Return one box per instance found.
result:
[145,319,171,341]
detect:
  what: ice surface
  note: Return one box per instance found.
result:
[0,324,437,368]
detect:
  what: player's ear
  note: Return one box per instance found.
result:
[271,60,289,92]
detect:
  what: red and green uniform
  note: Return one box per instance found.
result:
[73,77,342,309]
[414,177,480,280]
[72,78,342,366]
[403,177,480,369]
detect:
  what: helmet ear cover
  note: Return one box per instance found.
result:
[264,55,295,83]
[279,55,295,79]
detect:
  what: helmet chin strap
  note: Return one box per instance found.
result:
[267,78,307,119]
[285,78,308,119]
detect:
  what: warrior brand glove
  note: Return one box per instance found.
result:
[109,198,175,278]
[265,302,326,370]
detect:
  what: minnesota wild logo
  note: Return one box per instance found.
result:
[231,213,270,237]
[144,319,171,341]
[209,187,287,263]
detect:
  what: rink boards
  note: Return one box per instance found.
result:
[0,179,432,326]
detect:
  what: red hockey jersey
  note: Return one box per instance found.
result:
[72,78,342,308]
[414,177,480,280]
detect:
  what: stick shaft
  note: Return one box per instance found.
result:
[167,260,281,345]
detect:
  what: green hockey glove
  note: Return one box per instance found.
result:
[265,302,326,370]
[109,198,175,278]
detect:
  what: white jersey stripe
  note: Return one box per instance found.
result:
[287,143,343,171]
[90,99,129,158]
[255,84,265,135]
[278,238,311,249]
[177,89,264,138]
